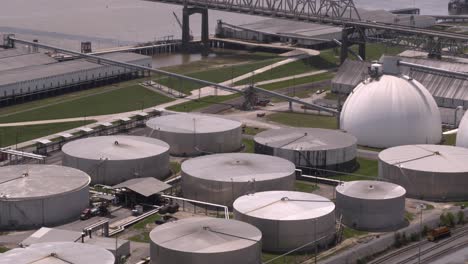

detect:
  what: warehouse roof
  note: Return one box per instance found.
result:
[0,52,150,87]
[21,227,82,247]
[0,52,56,71]
[113,177,170,197]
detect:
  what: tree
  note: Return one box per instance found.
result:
[458,211,465,225]
[446,212,456,227]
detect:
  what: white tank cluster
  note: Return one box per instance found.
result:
[0,242,115,264]
[0,165,90,230]
[149,217,262,264]
[335,181,406,231]
[146,113,242,156]
[62,135,170,185]
[254,128,357,174]
[456,110,468,148]
[181,153,296,206]
[233,191,336,253]
[379,144,468,201]
[340,73,442,148]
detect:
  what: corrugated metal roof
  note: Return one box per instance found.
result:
[331,57,468,108]
[0,52,56,71]
[0,52,150,87]
[113,177,170,197]
[21,227,82,247]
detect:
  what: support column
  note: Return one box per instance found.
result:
[340,27,353,64]
[358,43,366,61]
[182,7,191,50]
[201,9,209,48]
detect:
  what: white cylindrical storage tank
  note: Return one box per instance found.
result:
[254,128,357,175]
[62,135,170,185]
[0,242,115,264]
[149,217,262,264]
[146,113,242,156]
[233,191,335,253]
[456,110,468,148]
[181,153,296,206]
[335,181,406,231]
[379,144,468,201]
[340,74,442,148]
[0,165,90,230]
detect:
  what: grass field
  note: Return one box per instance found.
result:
[236,49,338,86]
[156,58,282,94]
[259,73,334,91]
[167,94,241,112]
[266,112,338,129]
[0,246,9,253]
[295,180,320,193]
[443,133,456,146]
[329,158,379,181]
[243,127,265,135]
[243,138,255,153]
[343,227,368,240]
[0,85,172,123]
[350,43,406,61]
[0,121,94,147]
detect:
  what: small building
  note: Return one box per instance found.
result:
[113,177,171,207]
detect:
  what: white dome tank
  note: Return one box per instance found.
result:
[335,181,406,231]
[233,191,335,253]
[456,110,468,148]
[149,217,262,264]
[146,113,242,156]
[379,144,468,201]
[62,135,170,185]
[254,128,357,175]
[0,165,90,230]
[340,74,442,148]
[181,153,296,206]
[0,242,115,264]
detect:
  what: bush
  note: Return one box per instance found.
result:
[440,213,448,226]
[422,225,430,237]
[401,232,408,246]
[410,233,420,242]
[446,212,456,227]
[394,232,402,248]
[458,211,465,225]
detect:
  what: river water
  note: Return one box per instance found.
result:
[0,0,451,67]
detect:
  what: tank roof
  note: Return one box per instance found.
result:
[0,242,114,264]
[146,113,241,134]
[0,165,90,200]
[254,128,356,151]
[234,191,334,220]
[181,153,295,182]
[62,135,169,160]
[379,144,468,173]
[150,217,261,253]
[336,180,406,200]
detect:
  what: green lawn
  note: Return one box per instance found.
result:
[0,246,9,253]
[243,138,255,153]
[262,253,312,264]
[343,227,368,240]
[329,158,379,181]
[166,94,241,112]
[266,112,338,129]
[259,73,334,91]
[350,43,406,61]
[243,127,265,136]
[156,59,281,94]
[0,85,172,123]
[132,214,161,230]
[128,232,151,243]
[443,133,456,146]
[236,49,338,86]
[170,161,181,175]
[0,121,94,147]
[295,180,320,193]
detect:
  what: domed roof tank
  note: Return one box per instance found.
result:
[340,74,442,148]
[456,110,468,148]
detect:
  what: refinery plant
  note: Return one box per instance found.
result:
[2,0,468,263]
